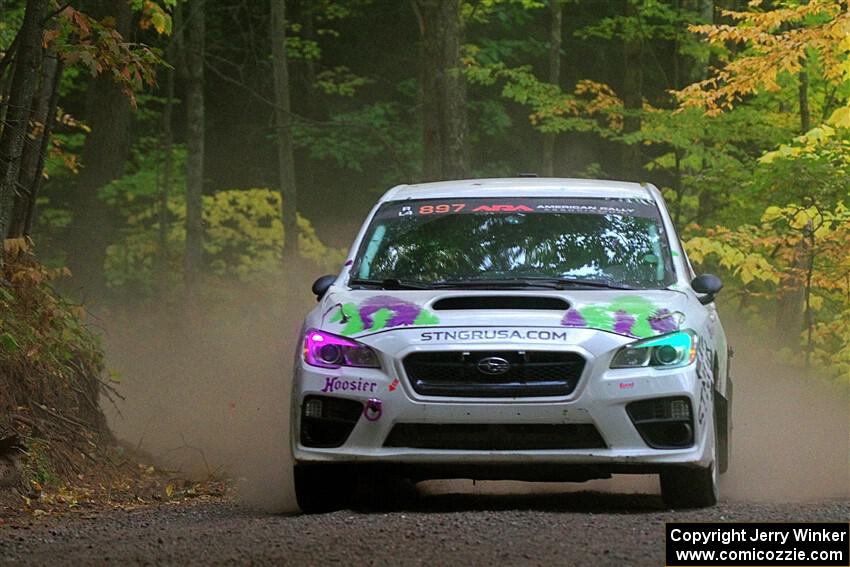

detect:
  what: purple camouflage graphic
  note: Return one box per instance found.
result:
[613,311,636,335]
[559,296,683,338]
[562,309,587,327]
[648,308,679,334]
[359,296,422,329]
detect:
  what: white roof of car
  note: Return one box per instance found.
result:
[380,177,655,202]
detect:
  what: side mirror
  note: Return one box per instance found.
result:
[691,273,723,305]
[312,275,337,301]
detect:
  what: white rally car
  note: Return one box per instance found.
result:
[290,178,732,511]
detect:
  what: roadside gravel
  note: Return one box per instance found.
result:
[1,491,847,566]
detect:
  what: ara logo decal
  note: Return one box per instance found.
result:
[472,204,534,213]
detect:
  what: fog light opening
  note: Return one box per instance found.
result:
[300,395,364,448]
[304,398,323,419]
[626,397,695,450]
[669,399,690,420]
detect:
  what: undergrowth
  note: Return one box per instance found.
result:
[0,241,110,492]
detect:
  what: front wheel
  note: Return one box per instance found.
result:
[293,465,353,514]
[660,463,718,508]
[660,418,720,509]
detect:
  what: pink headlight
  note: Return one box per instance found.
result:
[303,328,380,369]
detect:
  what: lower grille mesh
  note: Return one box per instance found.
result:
[384,423,606,450]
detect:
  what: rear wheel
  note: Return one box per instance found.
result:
[294,465,353,514]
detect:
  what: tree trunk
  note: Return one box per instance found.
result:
[184,0,205,298]
[799,67,810,133]
[10,49,61,238]
[412,0,468,181]
[295,0,319,192]
[621,0,642,180]
[66,0,132,300]
[157,42,176,297]
[771,66,811,339]
[0,32,23,140]
[542,0,562,177]
[271,0,298,261]
[0,0,46,258]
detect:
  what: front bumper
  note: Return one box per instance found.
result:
[290,328,713,474]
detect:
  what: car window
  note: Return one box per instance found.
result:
[352,197,675,289]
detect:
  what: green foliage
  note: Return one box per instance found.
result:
[104,188,346,295]
[285,23,322,60]
[576,0,700,41]
[0,3,24,49]
[463,0,545,24]
[314,66,373,97]
[292,102,419,179]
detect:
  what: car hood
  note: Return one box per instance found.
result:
[317,287,693,340]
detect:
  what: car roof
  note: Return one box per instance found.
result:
[380,177,656,202]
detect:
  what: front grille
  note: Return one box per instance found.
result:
[384,423,606,450]
[403,350,585,397]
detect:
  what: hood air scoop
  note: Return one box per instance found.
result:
[432,296,569,311]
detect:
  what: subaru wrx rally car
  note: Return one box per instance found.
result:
[291,178,731,511]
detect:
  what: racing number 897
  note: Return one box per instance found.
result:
[419,204,466,215]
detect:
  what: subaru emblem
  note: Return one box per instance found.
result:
[477,356,511,375]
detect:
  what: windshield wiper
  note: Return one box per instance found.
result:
[433,277,635,290]
[349,276,635,291]
[348,278,435,290]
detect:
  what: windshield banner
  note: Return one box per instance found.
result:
[375,197,660,220]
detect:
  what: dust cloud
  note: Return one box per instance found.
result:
[102,279,314,513]
[103,285,849,511]
[718,317,849,502]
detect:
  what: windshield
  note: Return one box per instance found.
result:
[351,197,675,289]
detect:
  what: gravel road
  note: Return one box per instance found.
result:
[1,490,847,566]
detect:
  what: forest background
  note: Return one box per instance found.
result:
[1,0,849,419]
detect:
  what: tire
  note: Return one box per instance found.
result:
[352,467,418,511]
[660,464,718,508]
[716,377,733,474]
[294,465,353,514]
[660,417,720,509]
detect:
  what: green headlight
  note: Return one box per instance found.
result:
[610,330,698,369]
